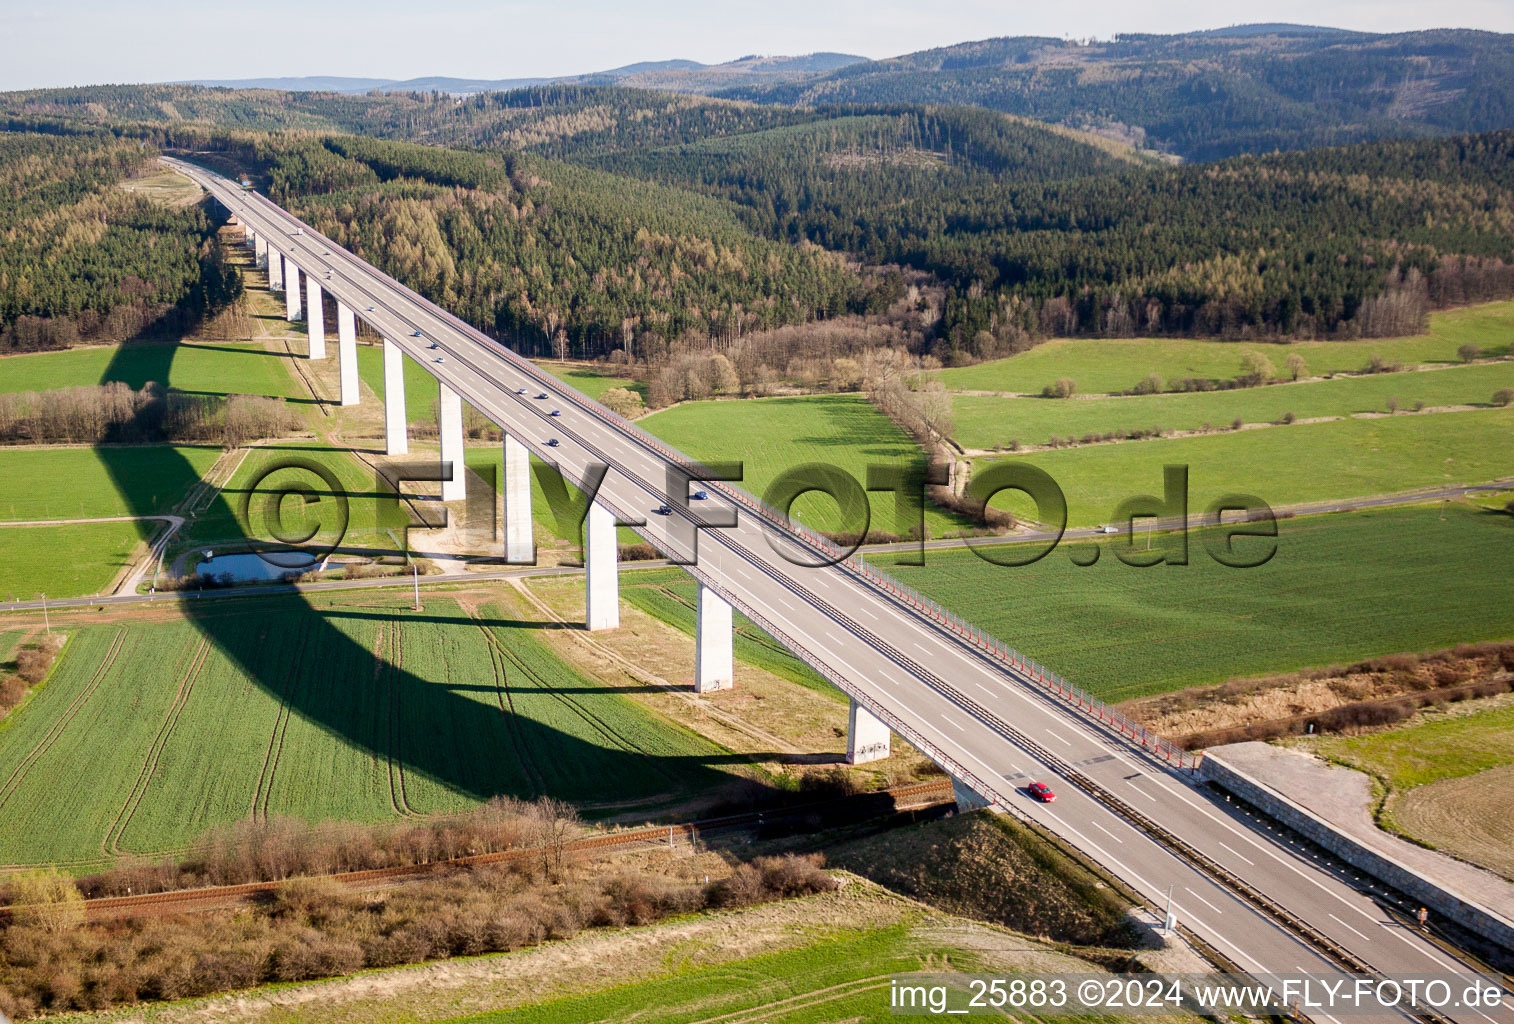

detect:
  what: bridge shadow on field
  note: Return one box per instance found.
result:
[86,266,738,834]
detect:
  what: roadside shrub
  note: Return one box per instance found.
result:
[1364,354,1403,374]
[1041,377,1076,398]
[3,869,84,932]
[1280,411,1296,424]
[618,542,660,562]
[14,647,54,685]
[1493,387,1514,407]
[1458,343,1482,363]
[1386,396,1400,413]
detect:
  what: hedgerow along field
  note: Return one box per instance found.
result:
[951,361,1514,450]
[879,503,1514,702]
[978,406,1514,527]
[0,592,732,867]
[0,340,304,399]
[641,394,975,538]
[936,299,1514,396]
[0,521,145,600]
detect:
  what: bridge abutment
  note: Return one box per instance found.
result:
[502,434,533,563]
[438,383,466,502]
[306,279,326,359]
[846,698,891,763]
[693,584,734,692]
[585,502,619,630]
[285,263,302,320]
[950,777,994,813]
[382,339,408,455]
[336,303,358,406]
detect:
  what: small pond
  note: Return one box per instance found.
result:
[196,552,317,583]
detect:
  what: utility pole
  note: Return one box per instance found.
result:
[412,563,421,612]
[41,593,50,636]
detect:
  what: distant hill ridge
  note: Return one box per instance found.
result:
[185,52,867,95]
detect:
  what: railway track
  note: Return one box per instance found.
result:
[2,779,953,922]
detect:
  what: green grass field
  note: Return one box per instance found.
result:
[1315,704,1514,791]
[952,362,1514,450]
[535,361,645,400]
[0,341,304,399]
[0,521,146,601]
[642,395,973,537]
[0,592,732,865]
[938,301,1514,396]
[0,445,222,522]
[978,407,1514,527]
[881,504,1514,701]
[452,916,1159,1024]
[452,922,924,1024]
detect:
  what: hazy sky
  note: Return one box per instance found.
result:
[4,0,1513,91]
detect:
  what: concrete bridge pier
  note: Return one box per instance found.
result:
[268,249,284,291]
[438,383,465,502]
[285,263,302,320]
[245,226,255,249]
[585,502,619,631]
[693,585,734,692]
[336,303,358,406]
[254,235,267,268]
[305,278,326,359]
[382,339,407,455]
[846,699,891,763]
[502,434,533,563]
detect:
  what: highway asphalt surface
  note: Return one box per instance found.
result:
[81,157,1505,1022]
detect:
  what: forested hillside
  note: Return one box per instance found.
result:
[192,132,875,357]
[719,26,1514,161]
[584,120,1514,352]
[0,132,241,351]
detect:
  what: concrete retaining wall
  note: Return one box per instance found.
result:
[1201,751,1514,952]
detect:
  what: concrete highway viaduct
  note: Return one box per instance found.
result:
[171,157,1510,1024]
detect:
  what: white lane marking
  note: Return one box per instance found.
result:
[975,683,996,698]
[1044,729,1072,746]
[856,606,879,622]
[1218,842,1254,866]
[941,717,964,732]
[1127,783,1157,802]
[1185,887,1221,913]
[1328,913,1372,943]
[1087,819,1124,844]
[1385,926,1465,972]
